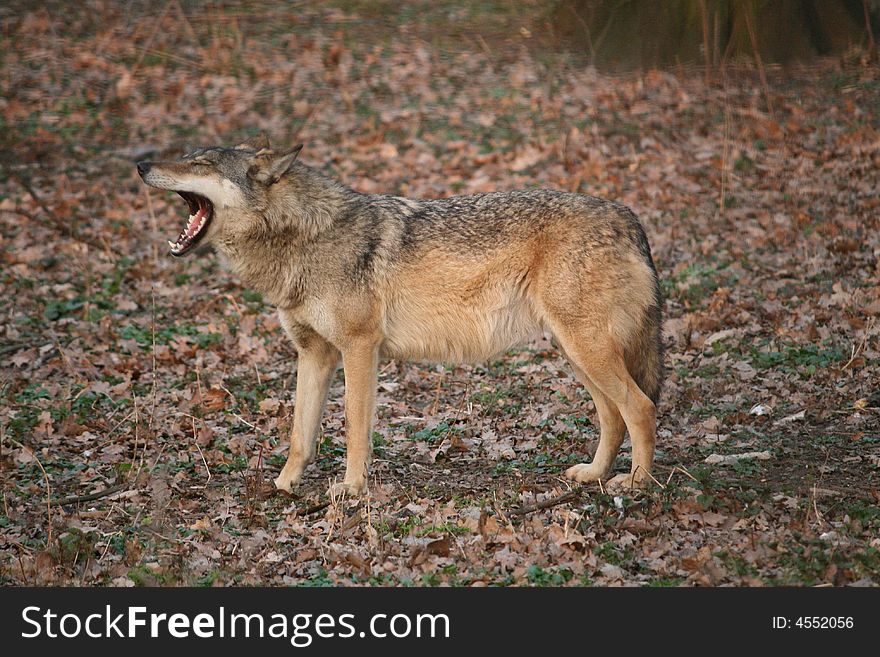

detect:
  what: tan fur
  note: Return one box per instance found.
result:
[138,142,664,496]
[381,250,542,363]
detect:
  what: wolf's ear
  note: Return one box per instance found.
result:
[235,133,270,151]
[250,144,304,185]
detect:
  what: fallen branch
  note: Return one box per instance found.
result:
[53,483,128,506]
[300,500,331,516]
[510,488,582,516]
[705,450,772,465]
[0,341,35,357]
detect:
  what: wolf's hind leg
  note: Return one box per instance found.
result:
[274,341,339,493]
[556,332,657,489]
[561,361,626,483]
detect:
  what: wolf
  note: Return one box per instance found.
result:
[137,136,663,496]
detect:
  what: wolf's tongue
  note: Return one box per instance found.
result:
[185,201,206,237]
[186,214,201,237]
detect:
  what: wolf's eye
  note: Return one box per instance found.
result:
[191,158,212,166]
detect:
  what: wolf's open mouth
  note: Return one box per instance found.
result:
[169,192,213,256]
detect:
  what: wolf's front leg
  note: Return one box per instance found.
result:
[331,341,379,497]
[274,341,339,493]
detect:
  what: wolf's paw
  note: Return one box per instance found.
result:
[564,463,608,483]
[274,470,302,494]
[605,471,651,493]
[274,457,310,493]
[328,478,367,499]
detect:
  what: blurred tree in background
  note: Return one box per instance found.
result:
[555,0,879,71]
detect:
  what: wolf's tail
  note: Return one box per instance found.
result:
[624,228,665,405]
[626,294,664,404]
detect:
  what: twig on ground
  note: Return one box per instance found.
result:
[192,417,211,485]
[149,287,158,431]
[841,317,874,371]
[300,500,331,516]
[0,341,35,357]
[634,464,666,490]
[510,488,582,516]
[143,184,159,266]
[53,483,128,506]
[671,465,700,484]
[429,368,445,415]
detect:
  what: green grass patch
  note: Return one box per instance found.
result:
[748,340,847,376]
[119,322,223,349]
[662,261,737,309]
[526,565,575,586]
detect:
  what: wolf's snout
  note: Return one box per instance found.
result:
[136,161,151,177]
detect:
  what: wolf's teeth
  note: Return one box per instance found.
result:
[168,240,176,248]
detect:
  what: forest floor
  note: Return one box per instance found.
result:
[1,1,879,586]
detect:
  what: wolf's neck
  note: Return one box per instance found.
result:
[218,237,310,308]
[217,165,351,307]
[263,163,349,239]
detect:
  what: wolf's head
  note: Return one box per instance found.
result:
[136,135,303,257]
